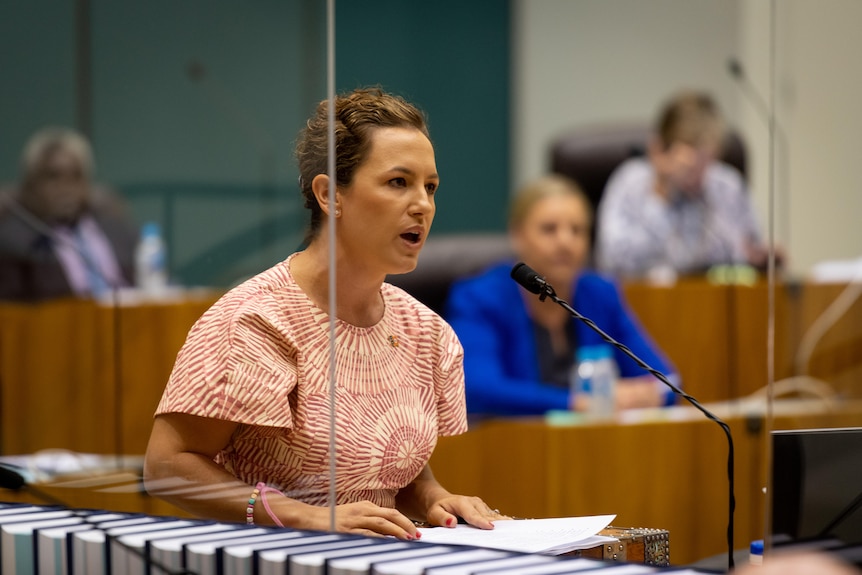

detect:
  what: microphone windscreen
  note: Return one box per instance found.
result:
[727,58,744,79]
[510,262,545,295]
[0,465,26,490]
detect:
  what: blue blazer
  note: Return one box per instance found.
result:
[445,262,677,416]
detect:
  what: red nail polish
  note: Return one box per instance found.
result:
[415,531,422,539]
[446,517,454,527]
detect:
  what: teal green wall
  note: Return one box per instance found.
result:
[0,2,78,177]
[335,0,511,234]
[88,1,326,286]
[0,1,510,287]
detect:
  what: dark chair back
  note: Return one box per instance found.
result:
[386,232,512,315]
[549,122,748,216]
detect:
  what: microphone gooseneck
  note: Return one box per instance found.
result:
[727,57,773,137]
[727,57,744,81]
[510,262,736,571]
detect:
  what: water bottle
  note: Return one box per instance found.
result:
[135,221,168,296]
[749,539,764,565]
[570,344,618,419]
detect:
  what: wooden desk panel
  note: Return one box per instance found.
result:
[796,282,862,398]
[0,471,192,518]
[431,416,743,565]
[624,279,862,404]
[430,403,862,566]
[115,300,216,454]
[0,300,116,455]
[3,281,859,458]
[2,287,861,565]
[622,281,732,403]
[729,282,799,398]
[0,296,219,456]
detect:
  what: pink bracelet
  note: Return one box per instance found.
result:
[255,482,285,527]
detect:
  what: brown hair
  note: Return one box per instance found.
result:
[655,91,726,151]
[508,174,592,231]
[295,87,430,243]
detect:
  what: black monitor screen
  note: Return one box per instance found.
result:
[772,427,862,544]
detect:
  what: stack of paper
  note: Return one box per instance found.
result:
[417,515,616,555]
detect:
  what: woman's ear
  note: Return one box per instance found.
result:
[311,174,341,216]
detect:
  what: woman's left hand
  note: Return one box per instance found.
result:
[396,465,510,529]
[424,494,510,529]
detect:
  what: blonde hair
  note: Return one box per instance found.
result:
[20,127,94,182]
[508,174,593,231]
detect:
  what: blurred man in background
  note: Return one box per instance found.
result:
[0,127,138,300]
[596,91,771,281]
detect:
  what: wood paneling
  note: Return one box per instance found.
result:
[430,403,862,565]
[0,295,218,456]
[1,280,861,564]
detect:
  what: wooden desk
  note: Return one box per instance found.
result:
[429,401,862,566]
[1,282,860,564]
[0,470,190,518]
[623,280,862,403]
[1,280,858,457]
[0,295,219,456]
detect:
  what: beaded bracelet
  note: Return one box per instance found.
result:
[246,485,261,524]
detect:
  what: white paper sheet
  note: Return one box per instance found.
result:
[416,514,616,554]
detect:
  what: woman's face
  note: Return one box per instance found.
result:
[336,126,438,277]
[512,193,591,286]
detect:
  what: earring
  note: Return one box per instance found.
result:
[335,209,341,217]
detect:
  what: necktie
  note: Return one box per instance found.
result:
[73,224,110,296]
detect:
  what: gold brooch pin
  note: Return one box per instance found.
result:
[388,335,399,348]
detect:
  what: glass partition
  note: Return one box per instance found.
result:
[511,0,862,567]
[753,0,862,556]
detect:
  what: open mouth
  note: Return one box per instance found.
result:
[400,232,421,245]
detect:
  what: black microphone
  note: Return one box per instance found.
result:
[727,57,772,127]
[510,262,549,296]
[0,464,26,490]
[510,263,737,571]
[0,463,70,507]
[0,464,196,575]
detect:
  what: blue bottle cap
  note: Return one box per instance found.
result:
[577,344,613,362]
[750,539,764,555]
[142,221,161,238]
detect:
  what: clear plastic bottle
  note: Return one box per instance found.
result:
[135,221,168,296]
[749,539,764,565]
[571,344,618,419]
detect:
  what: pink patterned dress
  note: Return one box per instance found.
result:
[156,253,467,508]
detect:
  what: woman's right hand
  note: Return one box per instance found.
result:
[145,413,421,540]
[297,500,421,540]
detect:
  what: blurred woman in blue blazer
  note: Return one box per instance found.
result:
[445,175,678,416]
